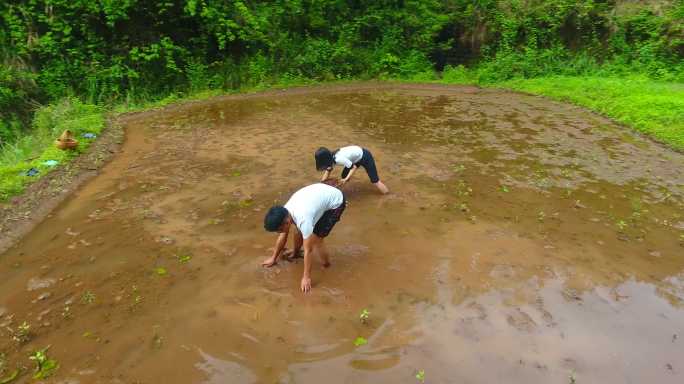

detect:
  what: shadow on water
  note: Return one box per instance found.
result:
[0,84,682,383]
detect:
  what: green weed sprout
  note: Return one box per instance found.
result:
[359,309,370,324]
[353,337,367,347]
[13,321,31,343]
[29,346,59,379]
[416,369,425,382]
[616,220,628,231]
[81,291,96,304]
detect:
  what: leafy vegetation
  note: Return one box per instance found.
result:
[28,346,59,379]
[0,98,104,201]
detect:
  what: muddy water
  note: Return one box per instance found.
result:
[1,84,683,383]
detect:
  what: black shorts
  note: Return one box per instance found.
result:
[313,198,346,238]
[340,148,380,183]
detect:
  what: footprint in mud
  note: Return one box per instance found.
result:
[534,296,556,327]
[462,301,488,321]
[506,308,538,332]
[489,263,516,279]
[335,244,369,258]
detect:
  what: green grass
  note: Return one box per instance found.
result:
[0,98,104,201]
[493,76,684,151]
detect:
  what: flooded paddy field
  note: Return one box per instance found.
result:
[0,83,683,383]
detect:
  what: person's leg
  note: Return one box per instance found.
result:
[360,149,389,194]
[373,180,389,194]
[315,240,331,268]
[284,227,304,260]
[312,200,346,268]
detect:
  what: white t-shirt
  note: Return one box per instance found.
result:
[284,183,344,239]
[334,145,363,168]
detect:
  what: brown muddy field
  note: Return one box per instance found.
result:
[1,83,683,383]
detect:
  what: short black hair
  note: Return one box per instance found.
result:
[315,147,334,171]
[264,206,288,232]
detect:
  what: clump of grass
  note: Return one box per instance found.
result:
[29,346,59,379]
[353,337,367,347]
[80,291,96,304]
[9,321,31,344]
[359,309,370,324]
[416,369,426,383]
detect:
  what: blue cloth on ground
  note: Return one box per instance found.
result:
[25,168,39,177]
[82,133,97,139]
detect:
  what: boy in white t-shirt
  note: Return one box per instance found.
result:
[263,183,346,293]
[315,145,389,194]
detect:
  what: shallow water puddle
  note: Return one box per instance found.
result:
[0,84,683,383]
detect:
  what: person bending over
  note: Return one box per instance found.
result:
[315,145,389,194]
[263,183,346,293]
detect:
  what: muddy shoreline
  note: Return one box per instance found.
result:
[0,118,123,255]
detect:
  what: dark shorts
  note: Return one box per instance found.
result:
[313,198,346,238]
[340,148,380,183]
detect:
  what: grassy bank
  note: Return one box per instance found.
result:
[0,99,105,201]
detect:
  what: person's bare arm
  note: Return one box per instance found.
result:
[262,230,288,267]
[300,236,317,292]
[321,169,331,182]
[340,165,358,185]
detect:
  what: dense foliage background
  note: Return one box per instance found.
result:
[1,0,683,145]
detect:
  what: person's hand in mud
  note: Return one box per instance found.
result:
[320,167,332,182]
[262,227,289,267]
[300,276,312,293]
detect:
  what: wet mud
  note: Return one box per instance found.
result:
[0,83,683,383]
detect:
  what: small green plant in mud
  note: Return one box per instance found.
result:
[359,309,370,324]
[569,371,577,384]
[499,185,509,193]
[452,164,466,173]
[10,321,32,344]
[61,305,72,319]
[416,369,425,383]
[0,359,19,384]
[177,253,192,263]
[537,211,546,222]
[353,337,367,347]
[616,220,628,231]
[80,291,96,304]
[154,267,168,276]
[458,202,469,213]
[29,346,59,379]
